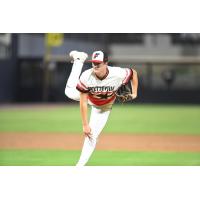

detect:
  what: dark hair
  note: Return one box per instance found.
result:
[103,52,108,62]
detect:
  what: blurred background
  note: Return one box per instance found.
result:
[1,33,200,104]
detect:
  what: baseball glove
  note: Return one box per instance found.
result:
[116,81,133,103]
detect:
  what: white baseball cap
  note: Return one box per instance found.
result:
[88,50,108,63]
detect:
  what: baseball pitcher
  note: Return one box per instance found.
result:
[65,50,138,166]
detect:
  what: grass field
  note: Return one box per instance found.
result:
[0,104,200,134]
[0,104,200,166]
[1,150,200,166]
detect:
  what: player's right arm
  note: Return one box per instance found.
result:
[130,68,138,99]
[80,92,92,139]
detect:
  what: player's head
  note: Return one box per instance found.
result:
[88,50,108,76]
[88,50,108,64]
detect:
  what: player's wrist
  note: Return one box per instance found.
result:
[131,93,137,99]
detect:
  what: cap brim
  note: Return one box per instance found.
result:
[87,60,103,63]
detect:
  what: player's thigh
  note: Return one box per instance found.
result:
[65,85,80,101]
[89,106,111,137]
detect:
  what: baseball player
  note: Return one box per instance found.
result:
[65,50,138,166]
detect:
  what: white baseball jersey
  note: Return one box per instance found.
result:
[76,66,133,107]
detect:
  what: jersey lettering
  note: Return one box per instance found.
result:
[88,86,115,93]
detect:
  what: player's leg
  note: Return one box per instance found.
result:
[76,107,111,166]
[64,51,88,101]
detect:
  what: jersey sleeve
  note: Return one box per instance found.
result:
[120,68,133,85]
[76,71,89,93]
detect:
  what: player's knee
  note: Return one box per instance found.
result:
[64,87,70,98]
[65,86,80,101]
[91,135,98,144]
[65,88,74,100]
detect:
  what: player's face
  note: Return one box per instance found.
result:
[92,62,107,73]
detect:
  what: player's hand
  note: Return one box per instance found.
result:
[130,93,137,100]
[83,125,92,140]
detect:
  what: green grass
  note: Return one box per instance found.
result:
[0,106,82,133]
[0,150,200,166]
[108,104,200,134]
[90,151,200,166]
[0,104,200,134]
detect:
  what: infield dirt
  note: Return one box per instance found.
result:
[0,133,200,152]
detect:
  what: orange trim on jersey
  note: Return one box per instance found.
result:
[90,91,113,95]
[122,69,128,84]
[79,80,88,90]
[76,84,89,93]
[88,94,116,106]
[122,68,133,84]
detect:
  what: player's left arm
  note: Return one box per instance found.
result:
[130,68,138,99]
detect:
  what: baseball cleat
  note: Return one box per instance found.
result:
[69,50,88,63]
